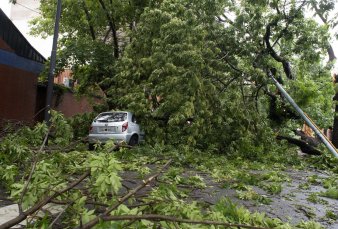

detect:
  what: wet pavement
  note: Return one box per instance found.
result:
[1,167,337,228]
[119,165,338,228]
[186,168,338,228]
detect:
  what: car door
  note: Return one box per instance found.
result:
[129,113,140,134]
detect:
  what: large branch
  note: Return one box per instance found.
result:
[264,21,293,79]
[264,1,307,80]
[276,135,322,155]
[101,214,269,229]
[0,170,90,229]
[311,2,336,62]
[98,0,119,58]
[216,13,234,25]
[327,45,336,62]
[78,159,172,229]
[81,0,96,40]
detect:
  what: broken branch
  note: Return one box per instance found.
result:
[100,214,269,229]
[0,170,90,229]
[78,159,172,229]
[18,128,50,214]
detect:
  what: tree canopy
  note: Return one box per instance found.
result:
[2,1,338,228]
[29,0,337,153]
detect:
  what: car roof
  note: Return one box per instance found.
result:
[99,111,132,115]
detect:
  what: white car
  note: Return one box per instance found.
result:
[88,111,144,149]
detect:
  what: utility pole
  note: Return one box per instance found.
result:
[44,0,62,125]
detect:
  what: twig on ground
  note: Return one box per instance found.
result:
[18,128,50,214]
[51,199,109,208]
[48,202,72,229]
[0,170,90,229]
[122,219,138,228]
[77,159,172,229]
[100,214,270,229]
[107,143,134,153]
[173,221,180,229]
[31,137,87,153]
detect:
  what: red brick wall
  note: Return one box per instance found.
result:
[0,64,38,122]
[35,85,100,122]
[54,69,72,85]
[52,91,95,117]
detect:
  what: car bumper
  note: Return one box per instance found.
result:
[88,133,132,144]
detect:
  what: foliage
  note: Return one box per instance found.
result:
[29,0,336,156]
[88,148,122,200]
[320,186,338,199]
[325,210,338,220]
[236,188,272,205]
[49,110,73,145]
[30,0,149,96]
[68,112,97,139]
[3,0,338,227]
[308,193,329,206]
[0,114,331,228]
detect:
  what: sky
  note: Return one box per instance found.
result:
[0,0,52,58]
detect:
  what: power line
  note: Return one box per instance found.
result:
[14,2,41,15]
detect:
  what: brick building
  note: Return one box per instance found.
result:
[0,8,45,123]
[0,8,101,125]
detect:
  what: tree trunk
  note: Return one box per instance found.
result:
[312,1,338,146]
[331,98,338,147]
[81,0,96,41]
[276,135,322,155]
[327,45,336,62]
[98,0,119,58]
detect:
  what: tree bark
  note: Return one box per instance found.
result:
[331,100,338,147]
[276,135,322,155]
[98,0,119,58]
[327,45,336,62]
[81,0,96,40]
[311,1,338,147]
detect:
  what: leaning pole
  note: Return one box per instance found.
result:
[44,0,62,126]
[269,71,338,159]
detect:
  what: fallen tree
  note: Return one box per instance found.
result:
[276,135,322,155]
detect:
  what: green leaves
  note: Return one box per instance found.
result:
[10,159,66,210]
[115,0,228,148]
[88,153,122,200]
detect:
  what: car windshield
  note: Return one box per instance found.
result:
[95,112,127,122]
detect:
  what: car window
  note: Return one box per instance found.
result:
[132,115,137,123]
[95,112,127,122]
